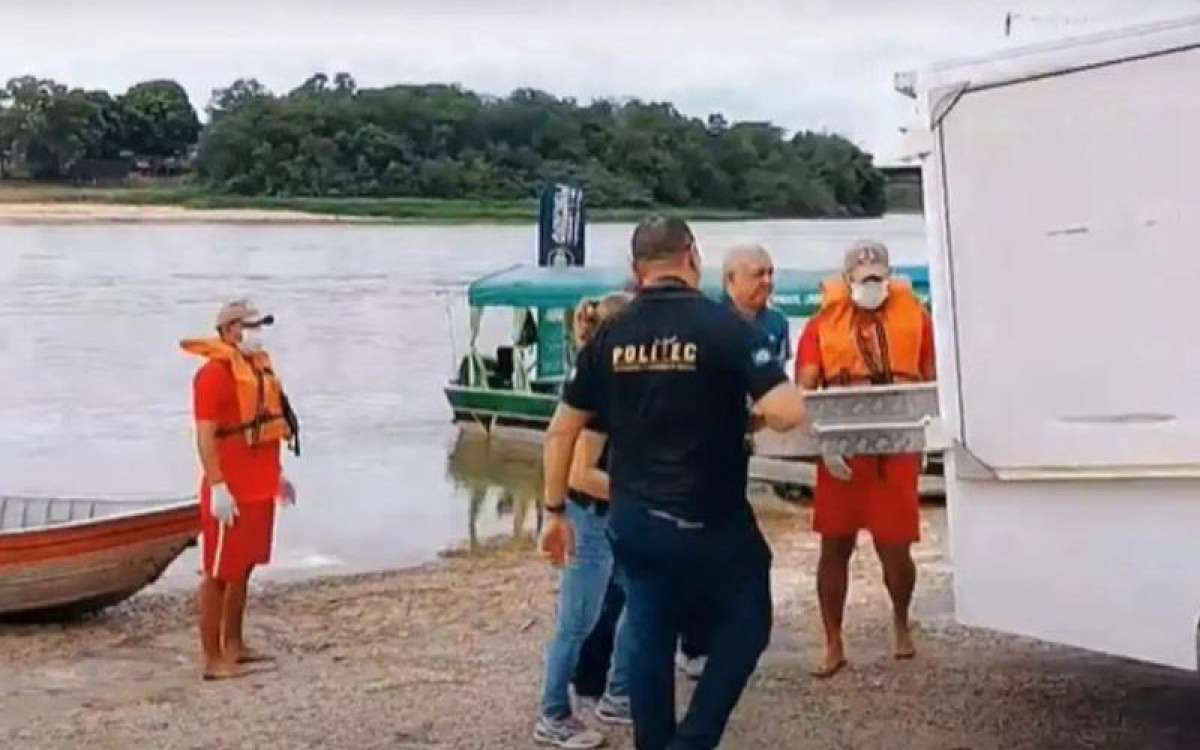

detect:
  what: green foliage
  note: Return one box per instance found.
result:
[196,73,886,217]
[119,79,201,157]
[206,78,271,121]
[1,71,887,217]
[0,77,99,178]
[0,76,201,177]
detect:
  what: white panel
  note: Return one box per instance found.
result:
[941,47,1200,470]
[946,471,1200,670]
[913,14,1200,97]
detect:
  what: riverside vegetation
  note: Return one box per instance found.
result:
[1,73,887,220]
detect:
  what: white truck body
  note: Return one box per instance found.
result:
[901,14,1200,669]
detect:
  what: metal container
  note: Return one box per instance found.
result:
[754,383,940,457]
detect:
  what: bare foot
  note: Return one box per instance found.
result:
[201,660,250,681]
[231,646,277,664]
[893,621,916,660]
[811,644,848,679]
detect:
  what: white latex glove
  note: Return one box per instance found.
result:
[277,476,297,507]
[822,454,854,481]
[211,483,239,526]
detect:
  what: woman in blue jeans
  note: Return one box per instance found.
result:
[534,294,634,750]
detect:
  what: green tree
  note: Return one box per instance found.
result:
[0,76,101,178]
[190,71,887,216]
[207,78,271,120]
[79,90,128,158]
[120,79,201,157]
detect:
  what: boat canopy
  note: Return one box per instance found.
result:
[467,263,930,317]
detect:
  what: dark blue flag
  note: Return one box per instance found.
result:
[538,183,586,267]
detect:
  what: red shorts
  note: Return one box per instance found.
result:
[813,454,921,545]
[200,485,276,583]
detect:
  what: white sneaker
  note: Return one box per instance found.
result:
[594,693,632,726]
[675,650,707,680]
[574,694,599,716]
[533,715,606,749]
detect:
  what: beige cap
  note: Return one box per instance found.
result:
[215,299,271,329]
[843,239,890,275]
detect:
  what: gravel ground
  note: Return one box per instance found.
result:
[2,500,1197,749]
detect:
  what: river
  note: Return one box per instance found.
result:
[0,215,927,586]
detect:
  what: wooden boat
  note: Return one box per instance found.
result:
[0,495,200,620]
[444,263,946,498]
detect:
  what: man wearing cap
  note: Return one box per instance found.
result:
[541,217,808,749]
[795,240,935,679]
[182,300,299,680]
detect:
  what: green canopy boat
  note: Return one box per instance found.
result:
[465,263,930,317]
[443,262,943,498]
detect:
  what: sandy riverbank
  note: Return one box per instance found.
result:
[0,202,383,225]
[2,501,1197,749]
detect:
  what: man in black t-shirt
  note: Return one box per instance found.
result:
[540,217,808,750]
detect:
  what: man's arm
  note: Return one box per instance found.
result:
[797,365,821,390]
[192,366,225,487]
[544,403,593,509]
[795,317,822,390]
[195,420,224,486]
[568,429,609,500]
[730,314,808,433]
[752,382,808,432]
[920,311,936,381]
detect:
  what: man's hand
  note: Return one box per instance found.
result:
[538,513,575,568]
[752,382,808,433]
[278,476,296,506]
[211,484,239,526]
[822,453,853,481]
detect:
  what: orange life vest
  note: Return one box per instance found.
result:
[181,338,295,450]
[815,278,927,387]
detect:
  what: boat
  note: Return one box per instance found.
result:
[443,262,946,497]
[0,494,200,620]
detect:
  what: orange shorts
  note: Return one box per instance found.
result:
[200,485,276,583]
[812,454,921,545]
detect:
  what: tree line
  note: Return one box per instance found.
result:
[0,76,200,179]
[1,73,887,217]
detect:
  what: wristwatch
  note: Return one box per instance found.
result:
[544,502,566,515]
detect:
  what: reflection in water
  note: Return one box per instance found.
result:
[445,431,544,550]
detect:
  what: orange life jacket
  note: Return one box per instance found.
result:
[815,278,927,387]
[180,338,296,451]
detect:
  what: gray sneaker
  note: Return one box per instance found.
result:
[533,715,606,749]
[574,695,599,716]
[675,651,707,681]
[594,693,632,726]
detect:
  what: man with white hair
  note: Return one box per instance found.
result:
[721,243,791,367]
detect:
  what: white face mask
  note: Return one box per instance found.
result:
[850,280,889,310]
[239,327,265,354]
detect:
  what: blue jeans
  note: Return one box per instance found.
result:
[539,500,632,719]
[608,498,772,750]
[573,574,626,698]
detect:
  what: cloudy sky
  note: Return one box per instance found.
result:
[3,0,1198,162]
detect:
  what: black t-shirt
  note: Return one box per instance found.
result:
[562,281,787,523]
